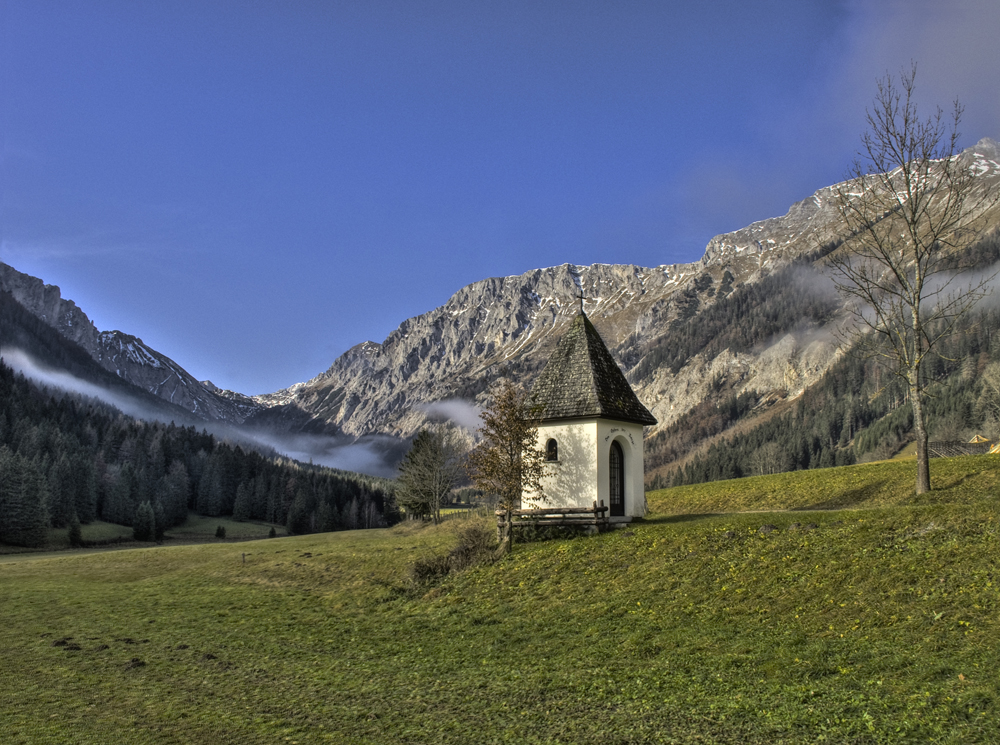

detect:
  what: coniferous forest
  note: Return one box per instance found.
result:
[0,359,397,548]
[645,233,1000,490]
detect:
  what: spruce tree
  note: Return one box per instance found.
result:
[163,460,190,526]
[74,456,98,523]
[153,500,166,541]
[133,501,155,542]
[68,511,83,547]
[316,499,335,532]
[232,482,251,522]
[47,454,75,528]
[0,454,50,548]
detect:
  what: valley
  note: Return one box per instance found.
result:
[1,455,996,743]
[5,139,1000,485]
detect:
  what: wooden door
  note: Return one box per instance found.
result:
[609,441,625,517]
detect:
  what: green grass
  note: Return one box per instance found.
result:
[166,514,284,540]
[647,453,1000,513]
[1,456,999,743]
[0,521,135,555]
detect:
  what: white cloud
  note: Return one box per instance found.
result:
[418,398,482,431]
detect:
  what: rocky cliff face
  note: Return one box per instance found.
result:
[0,263,260,423]
[249,139,1000,441]
[249,256,840,439]
[252,262,705,435]
[6,139,998,446]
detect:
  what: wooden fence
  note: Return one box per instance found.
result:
[928,441,993,458]
[496,501,610,536]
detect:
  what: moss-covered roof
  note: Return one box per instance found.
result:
[528,313,657,426]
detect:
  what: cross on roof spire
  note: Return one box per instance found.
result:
[577,289,585,314]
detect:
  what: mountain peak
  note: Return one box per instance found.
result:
[971,137,1000,159]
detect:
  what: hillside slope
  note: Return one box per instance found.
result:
[2,455,998,743]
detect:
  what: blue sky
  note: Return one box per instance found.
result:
[3,1,999,394]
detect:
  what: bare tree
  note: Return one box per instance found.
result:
[466,379,545,551]
[829,65,997,493]
[396,424,465,524]
[750,442,786,477]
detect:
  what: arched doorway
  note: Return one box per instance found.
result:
[609,441,625,517]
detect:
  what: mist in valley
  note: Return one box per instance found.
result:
[1,346,408,479]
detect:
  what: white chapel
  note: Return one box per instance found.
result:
[522,309,657,520]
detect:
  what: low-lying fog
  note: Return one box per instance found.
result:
[1,346,410,479]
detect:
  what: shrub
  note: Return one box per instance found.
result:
[410,553,453,584]
[268,527,276,538]
[448,522,497,569]
[409,523,497,585]
[215,525,226,539]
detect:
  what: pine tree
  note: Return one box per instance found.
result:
[344,498,359,530]
[0,452,50,548]
[153,500,166,541]
[163,460,190,526]
[74,456,98,523]
[102,464,134,526]
[67,511,83,547]
[47,454,76,528]
[232,482,251,522]
[286,493,310,535]
[316,499,335,532]
[133,501,156,541]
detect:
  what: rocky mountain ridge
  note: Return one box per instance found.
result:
[251,139,1000,441]
[5,139,999,461]
[0,262,260,423]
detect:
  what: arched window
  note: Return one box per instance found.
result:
[545,438,558,461]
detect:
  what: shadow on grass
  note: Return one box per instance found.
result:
[930,470,976,491]
[644,513,720,525]
[796,481,893,510]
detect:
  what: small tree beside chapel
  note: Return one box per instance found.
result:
[466,379,546,549]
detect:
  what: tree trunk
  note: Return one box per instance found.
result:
[910,370,931,494]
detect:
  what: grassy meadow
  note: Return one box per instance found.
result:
[2,455,999,743]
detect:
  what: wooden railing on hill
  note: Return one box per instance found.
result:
[928,441,993,458]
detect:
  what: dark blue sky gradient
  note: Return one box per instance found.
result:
[3,1,998,393]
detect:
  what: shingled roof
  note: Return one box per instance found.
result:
[528,312,657,426]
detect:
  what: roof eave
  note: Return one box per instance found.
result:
[537,412,658,426]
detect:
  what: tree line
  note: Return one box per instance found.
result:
[628,255,842,381]
[0,359,397,548]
